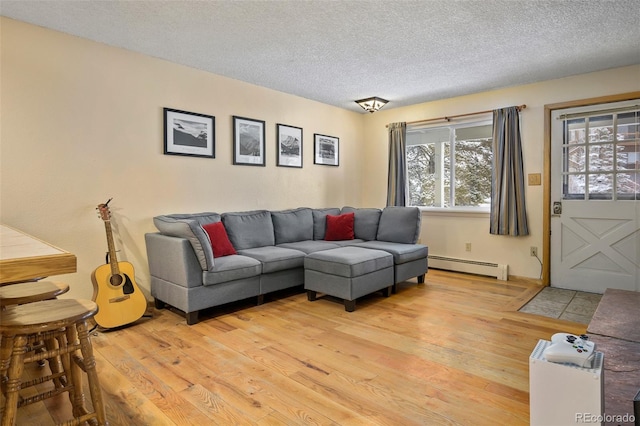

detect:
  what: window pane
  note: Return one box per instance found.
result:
[454,138,492,207]
[408,143,451,207]
[565,145,586,173]
[617,111,639,173]
[588,115,614,143]
[406,127,449,146]
[588,144,614,172]
[443,142,451,208]
[617,172,640,197]
[566,118,586,145]
[588,174,613,199]
[618,112,639,142]
[616,144,638,171]
[407,144,436,206]
[564,174,585,199]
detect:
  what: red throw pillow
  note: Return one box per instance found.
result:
[324,213,355,241]
[202,222,237,258]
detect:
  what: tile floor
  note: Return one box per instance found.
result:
[519,286,602,324]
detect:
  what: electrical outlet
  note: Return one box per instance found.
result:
[530,246,538,257]
[465,242,471,252]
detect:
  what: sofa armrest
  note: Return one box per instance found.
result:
[145,233,203,288]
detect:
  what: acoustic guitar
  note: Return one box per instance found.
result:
[91,199,147,328]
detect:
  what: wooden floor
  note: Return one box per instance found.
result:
[9,270,588,425]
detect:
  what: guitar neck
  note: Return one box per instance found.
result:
[103,219,120,276]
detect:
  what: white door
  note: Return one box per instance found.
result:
[550,100,640,293]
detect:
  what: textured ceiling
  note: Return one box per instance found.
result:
[2,0,639,113]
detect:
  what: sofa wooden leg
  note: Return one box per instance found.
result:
[257,294,264,305]
[382,286,392,297]
[186,311,199,325]
[154,298,166,309]
[418,274,425,284]
[307,290,317,301]
[392,283,398,294]
[344,299,356,312]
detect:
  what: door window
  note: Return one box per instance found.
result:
[562,109,639,200]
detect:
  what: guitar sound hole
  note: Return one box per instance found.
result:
[110,274,124,286]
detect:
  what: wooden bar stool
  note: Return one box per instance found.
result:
[0,281,70,371]
[0,281,70,308]
[0,299,108,426]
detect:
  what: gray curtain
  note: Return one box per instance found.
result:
[490,107,529,236]
[387,122,407,206]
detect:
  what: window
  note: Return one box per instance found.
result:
[562,108,639,200]
[407,120,493,208]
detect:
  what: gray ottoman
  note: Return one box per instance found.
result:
[304,247,394,311]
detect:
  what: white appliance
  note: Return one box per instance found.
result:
[530,339,604,426]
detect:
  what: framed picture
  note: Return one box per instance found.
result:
[314,133,339,166]
[233,116,265,166]
[276,124,303,168]
[164,108,215,158]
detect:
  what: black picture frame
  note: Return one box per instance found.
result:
[314,133,339,166]
[233,116,266,166]
[164,108,215,158]
[276,124,303,168]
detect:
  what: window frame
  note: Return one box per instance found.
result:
[406,117,493,213]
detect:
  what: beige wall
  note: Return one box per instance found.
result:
[361,65,640,279]
[0,18,364,299]
[2,18,639,300]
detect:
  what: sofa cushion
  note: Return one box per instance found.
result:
[304,247,393,278]
[376,206,421,244]
[351,241,428,264]
[341,206,382,241]
[312,208,341,240]
[153,212,221,271]
[202,255,262,286]
[271,208,313,245]
[277,240,340,254]
[202,222,237,258]
[325,213,355,241]
[237,246,306,274]
[222,210,275,250]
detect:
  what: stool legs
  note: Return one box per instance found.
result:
[77,320,107,425]
[1,335,27,426]
[1,325,107,425]
[66,323,88,419]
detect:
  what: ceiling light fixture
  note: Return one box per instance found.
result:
[355,97,388,113]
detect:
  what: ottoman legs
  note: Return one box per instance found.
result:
[309,286,392,312]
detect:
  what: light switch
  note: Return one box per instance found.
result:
[528,173,541,186]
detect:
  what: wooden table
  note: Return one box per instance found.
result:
[0,224,77,285]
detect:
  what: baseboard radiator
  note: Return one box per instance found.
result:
[428,255,508,281]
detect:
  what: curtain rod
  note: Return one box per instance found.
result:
[387,104,526,127]
[556,104,639,120]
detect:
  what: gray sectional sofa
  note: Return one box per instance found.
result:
[145,206,428,324]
